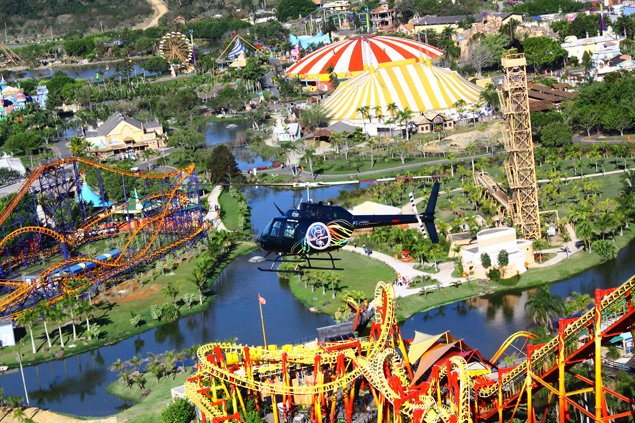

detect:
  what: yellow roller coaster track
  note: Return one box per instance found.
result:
[186,274,635,423]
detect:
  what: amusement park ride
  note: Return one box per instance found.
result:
[255,181,439,274]
[0,157,203,319]
[186,279,635,423]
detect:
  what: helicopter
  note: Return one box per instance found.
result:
[255,180,440,274]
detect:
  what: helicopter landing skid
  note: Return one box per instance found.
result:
[257,253,343,274]
[258,254,305,275]
[299,253,343,272]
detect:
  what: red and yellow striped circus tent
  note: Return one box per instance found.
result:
[286,35,443,82]
[322,58,483,121]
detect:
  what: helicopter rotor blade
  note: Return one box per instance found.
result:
[409,192,427,239]
[200,175,445,189]
[273,202,285,215]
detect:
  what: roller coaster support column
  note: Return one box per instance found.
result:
[62,242,69,260]
[594,290,604,423]
[558,318,577,423]
[526,344,540,423]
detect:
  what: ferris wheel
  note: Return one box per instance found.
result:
[158,32,192,67]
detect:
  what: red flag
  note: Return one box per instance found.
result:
[258,295,266,305]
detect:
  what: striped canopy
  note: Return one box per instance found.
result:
[322,58,483,121]
[286,35,443,81]
[229,38,247,58]
[230,53,247,68]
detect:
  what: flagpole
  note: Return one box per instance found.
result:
[259,294,268,348]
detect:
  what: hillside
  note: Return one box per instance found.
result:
[2,0,154,39]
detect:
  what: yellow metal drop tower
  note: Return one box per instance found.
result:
[500,52,541,240]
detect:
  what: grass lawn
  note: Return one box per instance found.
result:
[285,250,396,317]
[218,190,241,232]
[0,241,258,369]
[105,372,192,423]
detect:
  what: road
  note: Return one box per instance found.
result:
[135,0,169,29]
[263,152,500,180]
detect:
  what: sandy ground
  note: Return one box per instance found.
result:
[0,407,118,423]
[135,0,169,29]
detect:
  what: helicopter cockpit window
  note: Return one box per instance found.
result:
[270,221,282,237]
[261,222,272,237]
[284,222,297,238]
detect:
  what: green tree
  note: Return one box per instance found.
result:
[497,249,509,267]
[481,252,491,269]
[276,0,318,22]
[161,397,196,423]
[206,144,243,184]
[582,50,593,71]
[48,306,67,348]
[162,281,181,305]
[592,239,617,261]
[143,56,169,74]
[189,264,207,305]
[35,303,52,348]
[300,105,329,131]
[524,286,566,330]
[521,36,567,74]
[241,57,266,81]
[17,308,38,354]
[539,122,573,148]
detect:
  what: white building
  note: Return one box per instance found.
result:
[273,118,302,142]
[0,317,15,347]
[561,31,625,64]
[461,227,534,279]
[0,152,26,176]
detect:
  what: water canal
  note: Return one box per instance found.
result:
[0,183,634,417]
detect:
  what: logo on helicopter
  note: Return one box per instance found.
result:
[305,222,331,250]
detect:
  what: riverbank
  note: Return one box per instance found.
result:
[0,241,258,370]
[0,372,191,423]
[282,227,635,321]
[284,250,396,318]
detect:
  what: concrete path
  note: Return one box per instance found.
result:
[204,185,227,231]
[342,246,466,298]
[528,223,585,268]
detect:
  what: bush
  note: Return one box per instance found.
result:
[592,239,618,261]
[487,268,501,281]
[88,324,102,340]
[161,303,180,322]
[150,305,163,321]
[161,397,196,423]
[130,313,142,327]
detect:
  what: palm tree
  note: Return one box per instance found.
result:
[330,272,341,299]
[397,108,414,140]
[524,287,566,330]
[110,358,126,373]
[446,152,457,177]
[17,309,38,354]
[77,300,95,334]
[569,291,593,314]
[60,294,78,340]
[129,354,143,373]
[357,106,370,132]
[162,281,180,305]
[48,307,67,348]
[189,264,207,305]
[562,233,571,258]
[35,303,52,348]
[595,213,615,240]
[373,105,384,122]
[386,102,399,118]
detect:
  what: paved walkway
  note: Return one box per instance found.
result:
[204,185,227,231]
[342,246,466,298]
[528,223,584,268]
